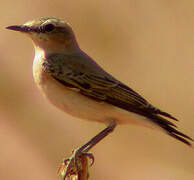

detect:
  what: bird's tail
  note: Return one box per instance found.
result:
[148,114,193,146]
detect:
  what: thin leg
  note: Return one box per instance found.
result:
[61,121,116,179]
[77,121,116,153]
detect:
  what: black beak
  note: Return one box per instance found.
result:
[6,25,32,32]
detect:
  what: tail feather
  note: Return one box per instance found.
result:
[168,133,192,146]
[166,125,193,141]
[148,114,193,146]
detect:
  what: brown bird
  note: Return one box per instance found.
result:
[6,17,193,178]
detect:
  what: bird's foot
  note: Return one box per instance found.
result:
[58,148,94,179]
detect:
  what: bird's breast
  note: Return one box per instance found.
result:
[33,54,75,114]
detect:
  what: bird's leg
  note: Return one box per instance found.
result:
[59,121,116,179]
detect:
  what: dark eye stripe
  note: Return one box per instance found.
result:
[25,24,56,33]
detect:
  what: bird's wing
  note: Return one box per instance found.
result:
[43,54,176,119]
[43,54,193,146]
[43,54,151,109]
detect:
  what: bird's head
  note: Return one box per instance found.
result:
[6,17,80,54]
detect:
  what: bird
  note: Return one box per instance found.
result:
[6,17,193,178]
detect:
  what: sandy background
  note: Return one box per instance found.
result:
[1,0,194,179]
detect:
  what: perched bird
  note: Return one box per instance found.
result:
[7,17,193,178]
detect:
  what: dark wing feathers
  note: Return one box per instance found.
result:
[153,109,178,121]
[118,83,178,121]
[44,54,193,146]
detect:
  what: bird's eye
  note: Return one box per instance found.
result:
[44,23,55,32]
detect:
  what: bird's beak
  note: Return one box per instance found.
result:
[6,25,32,33]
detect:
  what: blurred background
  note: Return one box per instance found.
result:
[1,0,194,179]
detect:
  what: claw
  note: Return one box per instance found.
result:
[63,157,77,179]
[64,158,70,165]
[83,152,95,166]
[58,149,94,179]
